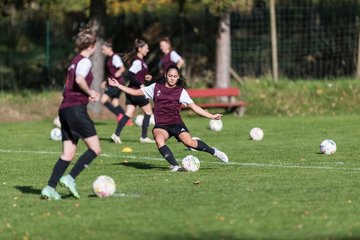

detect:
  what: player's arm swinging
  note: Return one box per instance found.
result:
[187,103,222,120]
[108,77,144,96]
[75,75,99,102]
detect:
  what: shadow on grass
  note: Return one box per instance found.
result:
[15,185,42,195]
[114,161,167,170]
[99,137,139,143]
[94,122,109,126]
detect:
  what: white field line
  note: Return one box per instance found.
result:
[1,148,360,172]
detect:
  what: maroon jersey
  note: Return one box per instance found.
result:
[106,53,125,85]
[153,83,184,125]
[60,54,92,109]
[128,56,148,89]
[160,52,172,74]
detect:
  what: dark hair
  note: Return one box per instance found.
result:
[75,28,96,52]
[103,38,113,48]
[122,39,147,67]
[164,64,186,88]
[160,37,173,51]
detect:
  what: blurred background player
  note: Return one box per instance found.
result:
[101,39,133,126]
[41,28,101,200]
[159,37,184,76]
[111,39,155,144]
[108,64,228,172]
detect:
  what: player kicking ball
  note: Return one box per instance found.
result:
[109,64,228,172]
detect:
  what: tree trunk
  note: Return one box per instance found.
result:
[356,31,360,78]
[89,0,106,114]
[270,0,278,82]
[215,12,231,89]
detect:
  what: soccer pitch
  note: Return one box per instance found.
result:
[0,115,360,239]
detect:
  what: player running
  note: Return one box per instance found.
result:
[41,28,101,200]
[100,40,126,119]
[159,37,185,75]
[111,39,155,144]
[108,64,228,172]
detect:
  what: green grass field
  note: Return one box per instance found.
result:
[1,114,360,239]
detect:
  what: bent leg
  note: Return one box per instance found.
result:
[69,135,100,179]
[153,128,179,166]
[178,132,215,155]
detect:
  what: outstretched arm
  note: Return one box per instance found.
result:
[108,77,144,96]
[187,103,222,120]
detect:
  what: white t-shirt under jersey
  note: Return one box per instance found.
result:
[141,83,193,106]
[129,60,142,74]
[170,50,182,63]
[76,58,92,78]
[112,54,124,68]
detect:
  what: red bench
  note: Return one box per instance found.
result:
[182,87,247,116]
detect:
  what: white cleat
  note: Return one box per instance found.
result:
[140,137,155,143]
[169,165,182,172]
[213,148,229,163]
[111,133,122,144]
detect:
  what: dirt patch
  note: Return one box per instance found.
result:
[0,92,118,122]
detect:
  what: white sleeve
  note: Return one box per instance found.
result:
[129,60,142,74]
[180,89,193,106]
[112,54,124,68]
[141,83,156,100]
[170,51,182,64]
[75,58,92,78]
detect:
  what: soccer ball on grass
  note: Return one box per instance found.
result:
[50,128,62,141]
[209,119,223,132]
[320,139,336,155]
[92,175,116,198]
[250,127,264,141]
[182,155,200,172]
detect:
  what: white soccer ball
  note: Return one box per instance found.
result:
[250,127,264,141]
[50,128,62,141]
[181,155,200,172]
[53,116,61,128]
[209,119,223,132]
[187,137,201,151]
[92,175,116,198]
[320,139,336,155]
[135,114,155,126]
[134,114,144,127]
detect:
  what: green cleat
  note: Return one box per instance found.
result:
[60,175,80,199]
[41,186,61,200]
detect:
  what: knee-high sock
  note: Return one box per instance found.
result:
[193,140,215,155]
[69,148,97,179]
[47,158,70,188]
[115,106,124,114]
[115,115,129,136]
[104,102,119,116]
[158,145,179,166]
[141,114,151,138]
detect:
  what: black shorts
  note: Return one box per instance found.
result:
[104,85,121,99]
[153,123,189,142]
[125,93,149,107]
[59,105,97,143]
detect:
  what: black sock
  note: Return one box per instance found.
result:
[115,115,129,135]
[141,114,151,138]
[115,106,124,114]
[104,102,119,116]
[69,149,97,179]
[194,140,215,155]
[159,145,179,166]
[47,158,70,188]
